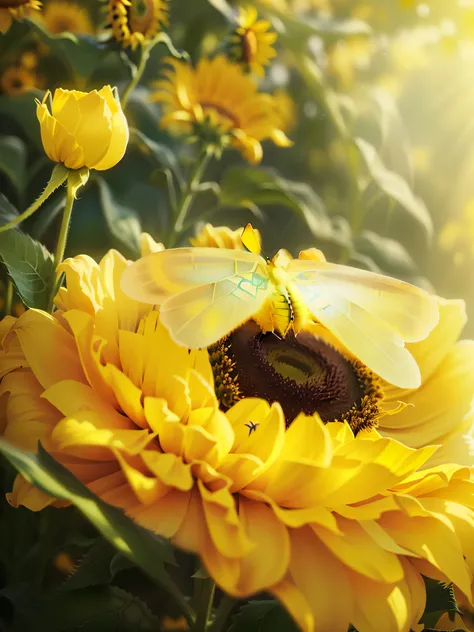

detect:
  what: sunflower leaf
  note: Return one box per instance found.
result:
[230,600,298,632]
[355,138,433,241]
[0,197,54,310]
[61,540,124,592]
[0,136,26,201]
[0,441,185,613]
[421,578,461,628]
[353,230,416,277]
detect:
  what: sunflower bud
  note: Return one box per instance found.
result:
[36,86,129,171]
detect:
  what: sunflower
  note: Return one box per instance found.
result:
[228,6,278,78]
[151,56,292,163]
[0,0,41,34]
[273,88,297,134]
[0,65,37,95]
[38,0,94,35]
[2,234,474,631]
[194,224,474,465]
[106,0,168,50]
[190,223,262,250]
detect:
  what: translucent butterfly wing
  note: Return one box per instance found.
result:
[293,286,421,388]
[121,248,266,304]
[160,270,272,348]
[288,260,438,343]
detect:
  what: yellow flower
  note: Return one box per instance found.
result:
[38,0,94,35]
[0,65,37,96]
[151,56,292,163]
[36,86,129,171]
[229,6,278,78]
[106,0,168,51]
[2,239,474,631]
[195,224,474,465]
[0,0,41,34]
[190,223,261,251]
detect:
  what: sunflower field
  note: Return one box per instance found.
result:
[1,0,474,631]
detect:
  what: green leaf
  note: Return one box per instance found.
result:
[354,230,416,276]
[0,197,54,309]
[61,540,125,592]
[0,441,186,614]
[421,577,461,629]
[130,128,184,186]
[0,136,26,197]
[355,138,433,241]
[95,177,142,260]
[38,586,160,632]
[219,166,348,246]
[0,92,43,151]
[230,600,298,632]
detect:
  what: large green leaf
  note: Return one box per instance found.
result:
[95,177,142,260]
[0,441,189,618]
[0,196,54,310]
[230,600,298,632]
[218,166,349,247]
[0,135,27,198]
[355,138,433,241]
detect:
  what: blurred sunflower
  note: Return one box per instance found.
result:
[0,65,37,95]
[2,229,474,630]
[106,0,168,50]
[273,88,297,134]
[228,6,278,78]
[38,0,94,35]
[151,56,292,163]
[0,0,41,33]
[190,223,262,250]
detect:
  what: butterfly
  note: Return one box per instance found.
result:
[120,224,439,389]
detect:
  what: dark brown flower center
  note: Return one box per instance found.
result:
[127,0,156,34]
[209,321,383,433]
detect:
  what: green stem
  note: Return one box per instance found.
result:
[209,595,238,632]
[0,164,68,233]
[121,43,151,111]
[169,146,214,246]
[47,177,75,312]
[193,579,216,632]
[4,279,13,316]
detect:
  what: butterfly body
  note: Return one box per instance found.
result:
[120,225,439,389]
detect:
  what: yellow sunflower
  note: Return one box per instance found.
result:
[151,56,292,163]
[0,65,37,95]
[229,6,278,78]
[0,0,41,34]
[106,0,168,50]
[2,233,474,631]
[38,0,94,35]
[273,88,297,134]
[195,224,474,466]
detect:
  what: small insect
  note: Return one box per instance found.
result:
[121,224,439,389]
[245,421,259,436]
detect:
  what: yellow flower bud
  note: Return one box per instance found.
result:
[36,86,129,171]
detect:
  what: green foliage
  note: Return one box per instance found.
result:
[421,577,461,629]
[0,195,54,309]
[229,600,298,632]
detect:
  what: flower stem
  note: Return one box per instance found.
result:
[169,146,214,246]
[46,177,75,312]
[4,280,13,316]
[192,579,216,632]
[209,595,238,632]
[121,43,151,111]
[0,164,69,233]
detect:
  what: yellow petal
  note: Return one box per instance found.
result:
[94,107,129,170]
[270,577,314,632]
[7,474,55,511]
[74,90,113,168]
[129,488,190,537]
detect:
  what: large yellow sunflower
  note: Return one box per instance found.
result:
[195,224,474,465]
[38,0,94,35]
[0,0,41,34]
[106,0,168,50]
[229,6,278,78]
[2,234,474,631]
[151,56,292,163]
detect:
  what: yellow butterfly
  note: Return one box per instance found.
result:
[121,224,439,389]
